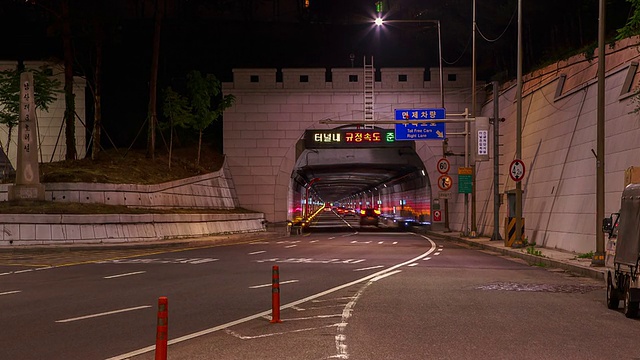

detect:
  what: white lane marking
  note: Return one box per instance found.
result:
[0,272,12,276]
[104,271,146,279]
[423,257,432,261]
[393,242,398,245]
[250,241,269,244]
[434,252,441,256]
[55,305,152,323]
[248,280,299,289]
[350,241,371,244]
[107,235,438,360]
[0,290,21,296]
[408,263,418,267]
[14,269,33,274]
[378,241,384,244]
[371,270,402,282]
[248,251,266,255]
[328,237,336,240]
[225,324,339,340]
[285,245,297,248]
[310,240,319,243]
[353,265,384,272]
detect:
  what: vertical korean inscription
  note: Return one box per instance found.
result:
[17,72,40,185]
[8,72,44,201]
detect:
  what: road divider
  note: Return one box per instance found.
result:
[271,265,282,323]
[155,297,168,360]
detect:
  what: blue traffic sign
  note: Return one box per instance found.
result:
[394,108,446,140]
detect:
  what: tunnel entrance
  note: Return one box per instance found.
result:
[289,127,432,228]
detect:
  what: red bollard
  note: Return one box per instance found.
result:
[270,265,282,323]
[155,297,168,360]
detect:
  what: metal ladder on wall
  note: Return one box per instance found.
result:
[363,56,375,128]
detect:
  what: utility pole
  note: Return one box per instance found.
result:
[470,0,477,237]
[515,0,524,247]
[492,81,502,241]
[594,0,606,265]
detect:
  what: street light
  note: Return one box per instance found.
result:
[374,17,444,108]
[375,16,448,231]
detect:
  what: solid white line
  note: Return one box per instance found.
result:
[0,272,11,276]
[104,271,146,279]
[353,265,385,272]
[107,234,438,360]
[0,290,21,296]
[371,270,402,281]
[249,280,299,289]
[55,305,152,323]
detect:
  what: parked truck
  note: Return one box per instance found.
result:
[603,182,640,318]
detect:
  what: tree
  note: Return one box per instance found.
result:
[161,87,193,169]
[0,67,62,162]
[185,70,235,166]
[618,0,640,39]
[147,0,164,160]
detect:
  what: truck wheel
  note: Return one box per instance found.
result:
[607,274,620,310]
[624,284,639,318]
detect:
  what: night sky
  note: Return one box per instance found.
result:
[0,0,635,150]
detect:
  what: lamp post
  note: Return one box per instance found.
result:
[374,18,444,108]
[375,17,447,230]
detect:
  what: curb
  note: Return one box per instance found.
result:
[423,230,605,281]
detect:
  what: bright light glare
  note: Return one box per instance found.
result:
[374,18,384,26]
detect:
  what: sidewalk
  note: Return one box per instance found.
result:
[422,229,605,280]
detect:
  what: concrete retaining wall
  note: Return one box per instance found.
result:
[0,212,265,246]
[0,158,240,209]
[0,157,266,245]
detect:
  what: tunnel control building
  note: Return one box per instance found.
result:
[222,65,476,231]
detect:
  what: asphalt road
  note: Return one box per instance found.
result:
[2,211,639,360]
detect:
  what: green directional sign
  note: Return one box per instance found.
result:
[458,167,472,194]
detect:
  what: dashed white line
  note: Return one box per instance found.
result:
[249,279,299,289]
[248,251,266,255]
[408,263,418,267]
[423,257,432,261]
[55,305,152,323]
[14,269,33,274]
[104,271,146,279]
[434,252,441,256]
[353,265,385,272]
[285,245,297,248]
[310,240,319,243]
[0,290,21,296]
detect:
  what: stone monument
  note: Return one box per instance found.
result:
[8,72,45,200]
